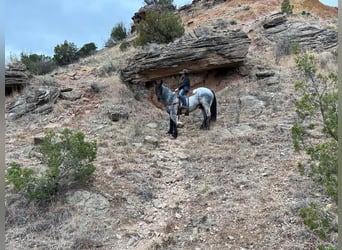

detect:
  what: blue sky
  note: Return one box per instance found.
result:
[5,0,338,63]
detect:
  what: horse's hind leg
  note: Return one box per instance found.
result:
[200,107,207,129]
[201,107,211,130]
[201,106,211,130]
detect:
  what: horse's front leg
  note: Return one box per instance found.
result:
[167,118,173,135]
[170,117,178,138]
[170,109,178,138]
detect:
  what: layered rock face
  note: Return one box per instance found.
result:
[6,86,60,120]
[262,13,338,51]
[121,21,251,84]
[5,62,30,95]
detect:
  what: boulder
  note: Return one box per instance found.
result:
[121,22,251,84]
[6,86,60,119]
[59,91,82,101]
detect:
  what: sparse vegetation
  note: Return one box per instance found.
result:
[77,42,97,58]
[299,202,336,240]
[105,22,128,48]
[20,52,57,75]
[97,61,116,77]
[53,40,79,66]
[134,10,184,46]
[119,41,130,51]
[292,53,337,247]
[110,22,128,43]
[144,0,174,6]
[33,75,59,86]
[274,36,300,64]
[281,0,293,14]
[6,129,97,203]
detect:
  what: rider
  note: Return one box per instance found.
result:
[175,69,190,113]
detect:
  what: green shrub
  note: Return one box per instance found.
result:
[110,22,127,42]
[77,42,97,58]
[53,40,79,66]
[119,41,130,51]
[20,52,57,75]
[134,10,184,46]
[292,53,337,247]
[292,54,337,201]
[299,202,337,240]
[281,0,293,14]
[6,128,97,203]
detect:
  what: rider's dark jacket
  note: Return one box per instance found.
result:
[179,75,190,92]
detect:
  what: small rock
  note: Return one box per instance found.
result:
[59,91,82,101]
[108,104,129,121]
[255,71,275,78]
[144,135,159,146]
[146,122,158,129]
[152,169,162,178]
[90,83,100,93]
[153,199,164,209]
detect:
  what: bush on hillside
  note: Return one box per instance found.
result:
[6,128,97,203]
[77,42,97,58]
[281,0,293,14]
[134,10,184,46]
[110,22,128,42]
[53,40,79,66]
[292,53,337,247]
[119,41,130,51]
[20,53,57,75]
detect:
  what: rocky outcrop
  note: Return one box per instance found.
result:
[121,22,251,84]
[5,62,30,95]
[262,13,287,29]
[6,86,60,120]
[263,13,337,51]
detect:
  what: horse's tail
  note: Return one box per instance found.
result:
[210,90,217,121]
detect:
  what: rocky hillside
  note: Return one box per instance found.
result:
[5,0,338,249]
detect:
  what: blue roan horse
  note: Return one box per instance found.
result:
[155,81,217,138]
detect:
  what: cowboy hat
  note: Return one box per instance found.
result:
[179,69,189,74]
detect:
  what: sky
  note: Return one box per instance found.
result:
[5,0,338,63]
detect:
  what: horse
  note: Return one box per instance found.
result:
[155,81,217,138]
